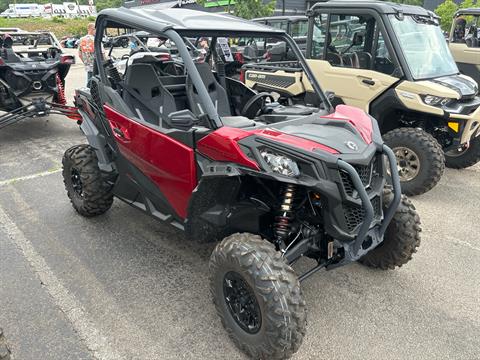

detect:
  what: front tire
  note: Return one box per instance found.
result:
[359,187,421,270]
[0,329,11,360]
[383,127,445,196]
[210,233,306,360]
[62,144,114,217]
[445,136,480,169]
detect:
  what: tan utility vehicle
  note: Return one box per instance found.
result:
[245,1,480,196]
[449,8,480,85]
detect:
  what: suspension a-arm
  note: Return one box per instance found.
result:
[0,99,80,129]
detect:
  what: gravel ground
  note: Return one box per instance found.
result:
[0,50,479,360]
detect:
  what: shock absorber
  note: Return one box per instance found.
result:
[55,73,66,105]
[274,183,297,246]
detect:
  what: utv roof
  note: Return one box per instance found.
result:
[454,8,480,16]
[0,28,24,33]
[253,15,307,22]
[0,31,53,35]
[310,0,437,17]
[98,7,284,34]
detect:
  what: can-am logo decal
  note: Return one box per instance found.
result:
[345,141,358,151]
[247,73,266,79]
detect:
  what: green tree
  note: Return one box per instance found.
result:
[459,0,476,8]
[232,0,275,19]
[435,0,459,31]
[435,0,479,32]
[388,0,424,5]
[95,0,123,12]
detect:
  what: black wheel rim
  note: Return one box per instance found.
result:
[223,271,261,334]
[70,168,83,197]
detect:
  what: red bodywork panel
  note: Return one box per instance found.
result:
[104,105,197,219]
[103,103,372,220]
[197,127,261,170]
[198,106,372,166]
[197,121,341,166]
[322,105,373,144]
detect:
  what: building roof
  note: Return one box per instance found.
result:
[98,7,284,34]
[310,0,436,17]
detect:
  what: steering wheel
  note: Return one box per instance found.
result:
[241,92,275,118]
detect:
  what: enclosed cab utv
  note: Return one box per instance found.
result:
[63,7,421,359]
[253,15,309,51]
[449,8,480,85]
[244,0,480,196]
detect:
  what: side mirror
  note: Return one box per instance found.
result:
[325,91,335,102]
[166,109,198,130]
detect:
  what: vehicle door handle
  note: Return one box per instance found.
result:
[362,79,375,86]
[113,127,125,138]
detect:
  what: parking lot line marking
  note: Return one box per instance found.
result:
[0,205,124,360]
[0,168,62,187]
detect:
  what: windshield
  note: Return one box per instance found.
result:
[291,20,308,38]
[389,15,458,79]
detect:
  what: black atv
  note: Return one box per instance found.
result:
[62,7,421,360]
[0,31,79,129]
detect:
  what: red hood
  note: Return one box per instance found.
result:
[197,105,373,169]
[321,105,373,144]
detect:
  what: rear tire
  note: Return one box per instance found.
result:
[359,187,421,270]
[445,136,480,169]
[383,127,445,196]
[62,144,114,217]
[210,233,306,360]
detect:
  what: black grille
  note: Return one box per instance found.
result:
[344,204,365,231]
[246,73,296,89]
[344,196,382,232]
[340,171,354,196]
[340,157,377,196]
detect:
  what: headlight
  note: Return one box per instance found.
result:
[422,95,452,107]
[260,149,300,177]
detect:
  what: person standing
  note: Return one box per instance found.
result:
[78,23,96,86]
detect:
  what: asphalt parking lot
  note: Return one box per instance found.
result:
[0,51,479,360]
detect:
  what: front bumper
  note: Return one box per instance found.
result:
[335,145,401,263]
[447,104,480,145]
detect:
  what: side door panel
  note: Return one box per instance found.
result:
[306,11,401,112]
[449,43,480,64]
[104,105,197,219]
[305,59,398,111]
[449,43,480,84]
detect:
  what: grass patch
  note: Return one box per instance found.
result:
[0,17,94,38]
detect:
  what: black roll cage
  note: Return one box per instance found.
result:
[94,15,333,130]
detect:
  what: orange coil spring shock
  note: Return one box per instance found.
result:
[56,73,66,105]
[274,183,297,245]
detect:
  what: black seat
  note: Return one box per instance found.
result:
[186,62,231,117]
[351,51,372,69]
[122,63,177,127]
[2,36,22,63]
